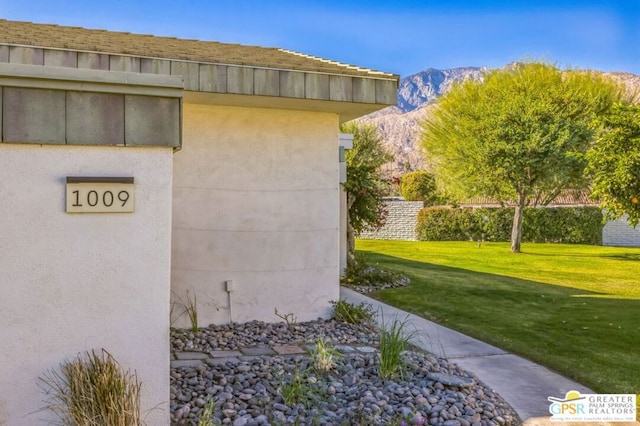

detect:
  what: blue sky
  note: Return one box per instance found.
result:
[2,1,638,77]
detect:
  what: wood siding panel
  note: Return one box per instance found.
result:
[305,74,329,100]
[375,79,398,105]
[254,69,279,96]
[352,78,376,103]
[9,47,44,65]
[199,64,227,93]
[329,76,352,102]
[279,71,305,98]
[3,87,65,143]
[109,55,141,73]
[44,50,78,67]
[171,61,199,91]
[77,52,109,70]
[141,58,171,75]
[227,66,254,95]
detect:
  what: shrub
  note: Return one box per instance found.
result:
[341,255,408,289]
[400,170,437,204]
[416,206,603,244]
[40,349,142,426]
[330,300,376,325]
[416,207,477,241]
[378,317,414,380]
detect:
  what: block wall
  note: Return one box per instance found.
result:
[359,200,424,241]
[603,215,640,247]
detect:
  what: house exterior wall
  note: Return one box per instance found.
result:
[359,200,424,241]
[603,215,640,247]
[171,103,341,326]
[0,144,173,425]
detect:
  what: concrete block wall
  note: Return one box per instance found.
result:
[603,215,640,247]
[359,200,424,241]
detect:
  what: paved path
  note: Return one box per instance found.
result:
[340,287,606,424]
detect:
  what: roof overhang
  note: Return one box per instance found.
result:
[0,43,398,121]
[183,90,391,123]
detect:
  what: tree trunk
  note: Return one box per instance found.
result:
[346,193,356,263]
[510,193,526,253]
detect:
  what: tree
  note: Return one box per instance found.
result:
[400,170,437,204]
[422,62,623,252]
[587,103,640,227]
[341,121,392,261]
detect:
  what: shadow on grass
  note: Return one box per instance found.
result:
[354,250,640,393]
[359,250,611,297]
[519,251,640,262]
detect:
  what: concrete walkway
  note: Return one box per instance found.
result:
[340,287,636,425]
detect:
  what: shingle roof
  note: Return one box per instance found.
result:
[0,19,397,79]
[462,190,599,207]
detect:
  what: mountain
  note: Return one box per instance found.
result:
[360,67,640,176]
[359,67,484,174]
[396,67,486,112]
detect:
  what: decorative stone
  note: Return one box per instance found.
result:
[239,346,277,356]
[272,344,306,355]
[170,318,518,425]
[427,373,475,388]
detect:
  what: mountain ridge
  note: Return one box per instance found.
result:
[359,66,640,176]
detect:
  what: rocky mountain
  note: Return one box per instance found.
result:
[396,67,486,112]
[360,67,640,177]
[359,66,484,174]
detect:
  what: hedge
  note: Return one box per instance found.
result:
[416,206,603,245]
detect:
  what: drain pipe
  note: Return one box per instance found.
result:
[225,280,234,324]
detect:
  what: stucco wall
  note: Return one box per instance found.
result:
[359,200,424,241]
[172,103,340,326]
[603,215,640,247]
[0,144,172,425]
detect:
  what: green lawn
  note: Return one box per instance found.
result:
[355,240,640,394]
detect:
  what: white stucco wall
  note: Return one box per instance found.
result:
[0,144,172,425]
[603,215,640,247]
[172,103,340,326]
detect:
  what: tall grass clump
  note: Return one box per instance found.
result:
[330,300,375,325]
[197,398,215,426]
[311,338,341,374]
[378,317,414,380]
[173,290,199,332]
[40,349,142,426]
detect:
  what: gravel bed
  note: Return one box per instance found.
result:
[170,320,520,426]
[171,319,379,352]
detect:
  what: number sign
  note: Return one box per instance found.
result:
[66,177,135,213]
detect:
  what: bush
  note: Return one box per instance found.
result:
[400,170,437,204]
[340,255,408,289]
[330,300,376,325]
[416,206,603,245]
[416,207,477,241]
[40,349,142,426]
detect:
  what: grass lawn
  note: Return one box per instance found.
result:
[355,240,640,395]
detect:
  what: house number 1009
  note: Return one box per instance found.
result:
[71,189,130,208]
[66,177,135,213]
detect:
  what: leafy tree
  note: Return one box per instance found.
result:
[400,170,437,204]
[422,62,623,252]
[341,121,392,261]
[587,103,640,227]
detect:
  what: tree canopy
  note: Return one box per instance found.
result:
[421,62,624,252]
[341,121,392,260]
[400,170,437,204]
[587,103,640,227]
